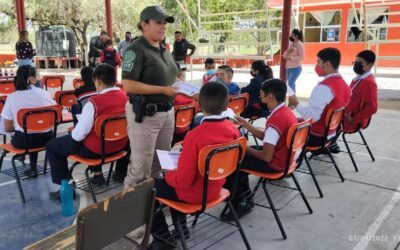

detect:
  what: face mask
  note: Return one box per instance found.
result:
[315,64,324,77]
[125,36,130,41]
[250,71,257,77]
[289,37,295,42]
[216,77,225,83]
[353,62,365,75]
[207,69,216,75]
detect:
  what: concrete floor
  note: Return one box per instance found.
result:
[0,67,399,250]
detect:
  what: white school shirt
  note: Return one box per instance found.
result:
[71,87,119,142]
[1,86,55,132]
[263,103,285,145]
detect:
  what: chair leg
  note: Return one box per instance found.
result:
[43,152,48,174]
[0,151,7,171]
[191,214,200,228]
[304,156,323,198]
[106,162,114,186]
[247,177,263,206]
[326,150,345,182]
[227,201,252,249]
[291,173,313,214]
[262,180,287,240]
[359,131,375,162]
[12,155,25,203]
[85,167,97,203]
[177,215,189,250]
[342,133,358,172]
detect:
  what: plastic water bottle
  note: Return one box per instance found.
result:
[60,179,76,216]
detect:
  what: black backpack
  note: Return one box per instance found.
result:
[103,49,117,66]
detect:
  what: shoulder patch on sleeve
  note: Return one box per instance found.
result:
[122,50,136,72]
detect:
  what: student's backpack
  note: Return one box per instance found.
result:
[103,49,117,66]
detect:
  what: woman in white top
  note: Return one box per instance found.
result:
[1,65,55,177]
[282,29,304,93]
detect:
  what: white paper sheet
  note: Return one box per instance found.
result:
[221,108,237,122]
[156,150,181,171]
[173,81,201,96]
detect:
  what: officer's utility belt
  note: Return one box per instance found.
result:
[128,94,172,123]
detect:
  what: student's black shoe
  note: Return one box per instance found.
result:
[171,227,190,240]
[328,141,341,154]
[23,168,38,178]
[148,239,174,250]
[220,202,252,222]
[90,175,106,186]
[49,189,77,201]
[111,172,125,183]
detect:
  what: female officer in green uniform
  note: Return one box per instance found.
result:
[122,6,179,187]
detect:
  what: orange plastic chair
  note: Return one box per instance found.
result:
[72,78,85,89]
[302,107,346,198]
[0,105,61,203]
[171,104,196,147]
[42,75,65,91]
[0,96,8,143]
[55,90,77,124]
[0,80,16,95]
[241,119,313,239]
[68,114,128,203]
[156,137,251,250]
[228,93,249,115]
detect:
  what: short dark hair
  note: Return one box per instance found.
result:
[317,47,341,69]
[175,31,182,35]
[125,31,131,35]
[205,58,215,66]
[80,67,94,86]
[357,50,376,65]
[105,39,113,46]
[218,65,234,78]
[261,78,287,103]
[199,81,228,115]
[100,31,107,36]
[14,65,36,91]
[92,64,116,86]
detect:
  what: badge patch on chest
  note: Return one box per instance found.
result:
[122,50,136,72]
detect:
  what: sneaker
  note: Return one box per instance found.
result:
[171,227,190,240]
[23,168,38,178]
[328,141,341,154]
[49,189,77,201]
[220,202,252,222]
[148,239,174,250]
[111,172,125,183]
[90,175,105,186]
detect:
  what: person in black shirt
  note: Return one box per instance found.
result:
[88,31,108,67]
[172,31,196,64]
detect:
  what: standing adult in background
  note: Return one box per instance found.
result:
[16,30,36,67]
[118,31,133,59]
[282,29,304,93]
[173,31,196,65]
[122,6,178,187]
[88,31,108,67]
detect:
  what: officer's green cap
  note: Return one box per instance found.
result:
[140,6,174,23]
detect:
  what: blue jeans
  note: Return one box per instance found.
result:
[286,66,302,93]
[18,59,33,67]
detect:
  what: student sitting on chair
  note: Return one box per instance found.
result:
[288,47,351,151]
[47,64,129,200]
[201,58,218,85]
[149,82,241,250]
[216,65,240,95]
[344,50,378,132]
[222,79,297,221]
[71,67,97,125]
[1,65,55,178]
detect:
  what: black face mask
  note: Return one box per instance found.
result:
[289,37,295,42]
[250,71,257,77]
[125,36,130,41]
[353,62,365,75]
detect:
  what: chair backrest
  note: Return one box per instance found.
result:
[0,96,7,113]
[76,178,156,250]
[55,90,77,108]
[197,137,247,212]
[174,104,196,130]
[72,78,85,89]
[228,93,249,115]
[0,80,15,94]
[42,75,65,90]
[17,105,61,133]
[284,119,312,175]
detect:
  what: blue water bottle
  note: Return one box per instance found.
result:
[60,179,76,216]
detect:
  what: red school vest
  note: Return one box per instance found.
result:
[265,105,297,172]
[83,89,128,155]
[311,75,351,137]
[202,73,217,85]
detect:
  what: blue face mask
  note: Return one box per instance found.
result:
[207,69,216,75]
